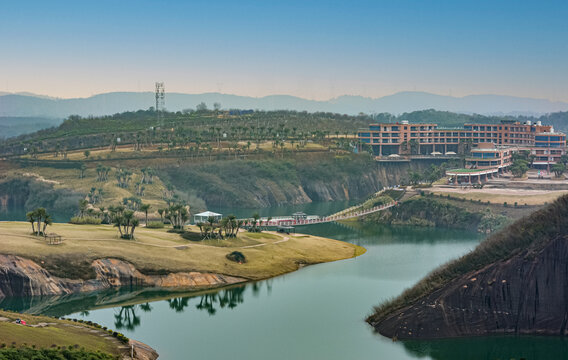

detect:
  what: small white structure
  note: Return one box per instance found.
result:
[194,211,222,224]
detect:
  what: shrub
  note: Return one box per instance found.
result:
[226,251,246,263]
[146,221,165,229]
[70,216,102,225]
[504,202,508,207]
[181,231,203,241]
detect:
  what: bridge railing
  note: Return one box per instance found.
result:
[239,201,398,227]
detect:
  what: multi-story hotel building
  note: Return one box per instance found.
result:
[357,120,566,167]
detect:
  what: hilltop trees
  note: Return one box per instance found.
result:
[140,167,154,184]
[96,164,111,182]
[79,163,87,179]
[116,168,133,188]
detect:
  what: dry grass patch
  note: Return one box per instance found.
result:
[429,188,568,206]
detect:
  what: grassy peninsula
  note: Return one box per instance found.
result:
[0,222,364,281]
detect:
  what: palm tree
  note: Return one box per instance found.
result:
[78,199,89,218]
[251,213,260,232]
[42,214,52,234]
[140,204,151,226]
[34,208,47,235]
[26,211,36,234]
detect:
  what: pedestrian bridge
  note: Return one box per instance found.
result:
[241,201,397,227]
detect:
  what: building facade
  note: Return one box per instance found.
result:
[357,120,566,166]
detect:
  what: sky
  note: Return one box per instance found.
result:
[1,0,568,101]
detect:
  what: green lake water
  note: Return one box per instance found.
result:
[2,203,567,359]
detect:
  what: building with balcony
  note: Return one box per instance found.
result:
[357,120,566,168]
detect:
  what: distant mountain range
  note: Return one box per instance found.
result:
[1,91,568,119]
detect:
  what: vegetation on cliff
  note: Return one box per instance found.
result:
[362,194,509,232]
[162,153,382,207]
[367,194,568,327]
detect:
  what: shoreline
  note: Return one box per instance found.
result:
[0,221,365,298]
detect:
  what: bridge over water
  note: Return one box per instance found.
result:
[240,201,398,227]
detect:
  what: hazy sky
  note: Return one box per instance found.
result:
[2,0,568,101]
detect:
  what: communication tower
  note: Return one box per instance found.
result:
[155,82,165,127]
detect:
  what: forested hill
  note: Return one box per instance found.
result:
[2,109,568,152]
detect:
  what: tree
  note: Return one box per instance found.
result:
[249,213,261,232]
[140,203,151,226]
[109,206,139,239]
[509,159,529,178]
[26,208,51,236]
[213,102,221,111]
[84,150,90,159]
[408,170,422,185]
[560,154,568,166]
[196,102,208,112]
[78,199,89,218]
[552,163,566,178]
[26,211,36,234]
[79,163,87,179]
[165,204,189,229]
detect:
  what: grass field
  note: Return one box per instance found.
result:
[0,310,122,357]
[0,222,364,281]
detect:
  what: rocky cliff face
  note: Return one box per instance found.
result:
[0,255,245,298]
[368,195,568,339]
[164,156,443,208]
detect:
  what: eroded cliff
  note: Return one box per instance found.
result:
[368,194,568,339]
[0,254,245,297]
[162,155,443,208]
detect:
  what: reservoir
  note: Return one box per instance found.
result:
[2,203,567,359]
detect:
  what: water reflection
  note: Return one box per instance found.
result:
[79,283,271,331]
[114,305,141,330]
[402,336,568,360]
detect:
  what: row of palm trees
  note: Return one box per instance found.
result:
[196,215,244,240]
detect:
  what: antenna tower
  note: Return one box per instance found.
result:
[155,82,165,127]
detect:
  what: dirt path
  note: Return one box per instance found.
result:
[240,236,290,249]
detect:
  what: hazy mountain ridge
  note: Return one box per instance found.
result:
[1,91,567,118]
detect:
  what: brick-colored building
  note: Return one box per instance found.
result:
[357,120,566,166]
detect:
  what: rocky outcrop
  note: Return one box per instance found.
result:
[164,156,445,208]
[0,254,245,298]
[368,195,568,339]
[130,339,160,360]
